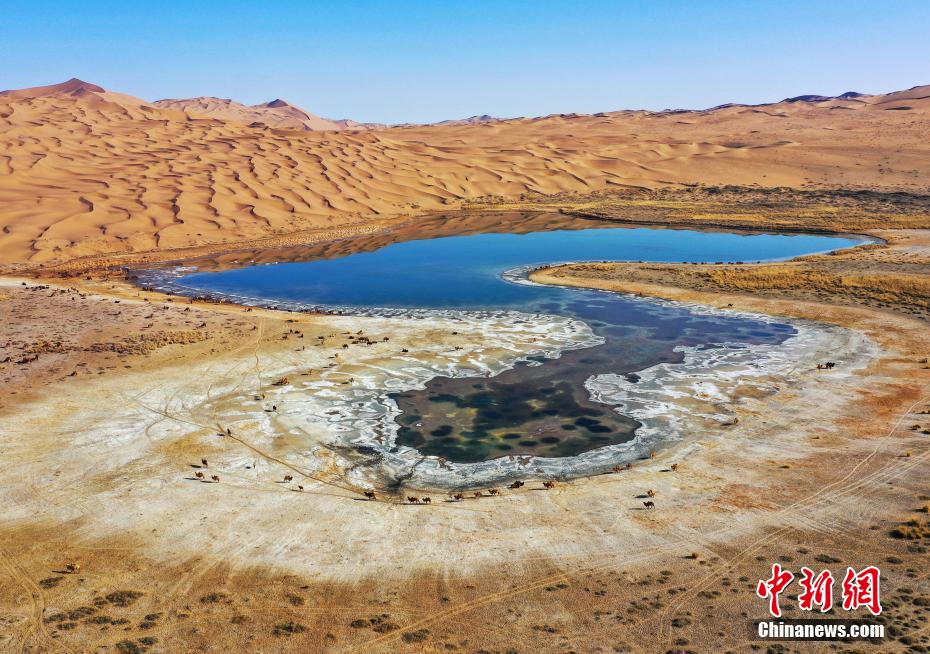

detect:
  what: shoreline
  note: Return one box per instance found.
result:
[97,221,874,490]
[0,216,917,483]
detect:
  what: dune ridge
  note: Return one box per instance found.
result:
[1,78,929,266]
[151,96,384,132]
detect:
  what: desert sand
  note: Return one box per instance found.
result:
[151,96,382,133]
[1,79,929,267]
[1,79,930,653]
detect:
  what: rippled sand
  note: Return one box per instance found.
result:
[3,79,929,267]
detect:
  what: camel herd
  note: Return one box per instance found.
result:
[186,454,679,510]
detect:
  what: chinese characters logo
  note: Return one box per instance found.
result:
[757,564,882,618]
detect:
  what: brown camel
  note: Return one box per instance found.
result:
[297,485,304,491]
[612,465,624,473]
[643,501,655,510]
[364,491,376,500]
[543,481,556,489]
[201,458,208,467]
[421,497,432,504]
[284,475,293,482]
[473,490,484,498]
[670,463,679,472]
[508,480,525,489]
[452,493,464,501]
[211,475,220,482]
[195,471,204,479]
[65,562,81,573]
[646,489,656,497]
[488,489,500,496]
[407,496,420,504]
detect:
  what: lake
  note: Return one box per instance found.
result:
[160,216,865,464]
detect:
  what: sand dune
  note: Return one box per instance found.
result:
[152,95,382,132]
[1,78,929,266]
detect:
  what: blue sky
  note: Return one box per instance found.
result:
[2,1,928,123]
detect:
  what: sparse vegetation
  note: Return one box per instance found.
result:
[814,554,842,564]
[104,590,144,607]
[890,516,930,539]
[273,621,307,636]
[402,629,430,643]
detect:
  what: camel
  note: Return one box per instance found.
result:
[211,475,220,482]
[407,496,420,504]
[650,451,657,459]
[201,458,208,467]
[364,491,376,500]
[543,481,556,489]
[643,501,655,510]
[421,497,432,504]
[297,485,304,491]
[670,463,679,472]
[488,489,500,496]
[473,490,484,498]
[64,562,81,573]
[452,493,464,501]
[284,475,293,482]
[508,480,525,489]
[646,489,656,498]
[195,471,204,479]
[612,465,624,473]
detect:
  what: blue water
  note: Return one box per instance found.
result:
[173,222,863,463]
[181,226,859,311]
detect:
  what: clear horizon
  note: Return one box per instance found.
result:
[2,0,928,123]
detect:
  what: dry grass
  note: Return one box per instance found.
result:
[890,516,930,540]
[530,195,930,322]
[704,266,930,311]
[552,185,930,233]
